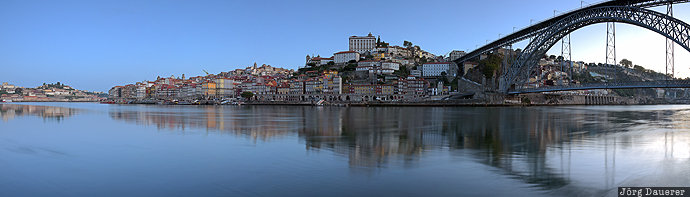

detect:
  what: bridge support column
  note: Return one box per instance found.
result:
[666,2,675,78]
[606,22,616,66]
[561,33,572,81]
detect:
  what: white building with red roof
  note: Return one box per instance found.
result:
[334,51,360,64]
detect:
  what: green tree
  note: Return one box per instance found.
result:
[393,67,410,78]
[633,65,645,72]
[450,78,459,91]
[620,59,633,68]
[440,72,450,84]
[403,41,413,48]
[341,63,357,72]
[479,53,502,78]
[241,91,254,100]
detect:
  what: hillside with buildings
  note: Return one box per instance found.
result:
[106,32,685,105]
[107,33,468,104]
[0,82,106,102]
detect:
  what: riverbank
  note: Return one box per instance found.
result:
[93,92,690,107]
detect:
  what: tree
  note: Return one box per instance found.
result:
[440,72,450,84]
[633,65,645,72]
[393,67,410,78]
[479,53,502,78]
[450,78,459,91]
[241,91,254,100]
[341,63,357,72]
[620,59,633,68]
[403,41,412,48]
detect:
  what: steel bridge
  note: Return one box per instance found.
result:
[454,0,690,93]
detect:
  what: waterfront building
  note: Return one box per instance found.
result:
[349,33,376,54]
[202,81,217,97]
[214,78,239,97]
[277,84,290,94]
[334,51,360,64]
[135,84,147,99]
[321,71,342,94]
[108,86,123,98]
[289,80,304,94]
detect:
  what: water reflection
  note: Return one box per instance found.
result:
[1,104,77,122]
[106,105,690,195]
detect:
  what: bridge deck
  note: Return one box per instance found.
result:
[508,80,690,94]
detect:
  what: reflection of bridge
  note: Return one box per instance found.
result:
[509,80,690,94]
[454,0,690,93]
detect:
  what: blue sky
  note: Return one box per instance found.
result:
[1,0,689,92]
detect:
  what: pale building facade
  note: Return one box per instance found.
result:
[349,33,376,54]
[422,62,458,77]
[334,51,360,64]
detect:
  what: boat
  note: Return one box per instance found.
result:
[1,99,12,103]
[315,99,325,106]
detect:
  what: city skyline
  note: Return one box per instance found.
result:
[2,0,690,92]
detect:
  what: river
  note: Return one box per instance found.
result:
[1,103,689,196]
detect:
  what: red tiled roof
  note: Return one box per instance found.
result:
[334,51,358,54]
[311,57,333,60]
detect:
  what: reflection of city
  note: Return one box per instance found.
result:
[108,105,690,193]
[109,106,302,141]
[1,104,77,122]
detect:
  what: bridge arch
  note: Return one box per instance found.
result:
[503,6,690,92]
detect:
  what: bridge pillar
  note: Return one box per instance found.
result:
[666,2,675,78]
[606,22,616,66]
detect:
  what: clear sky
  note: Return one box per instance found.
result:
[1,0,690,92]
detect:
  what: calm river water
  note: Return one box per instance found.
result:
[1,103,689,196]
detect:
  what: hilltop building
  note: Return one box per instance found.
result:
[349,33,376,54]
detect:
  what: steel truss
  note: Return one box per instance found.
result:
[501,6,690,92]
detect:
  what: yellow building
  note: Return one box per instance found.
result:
[202,81,217,96]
